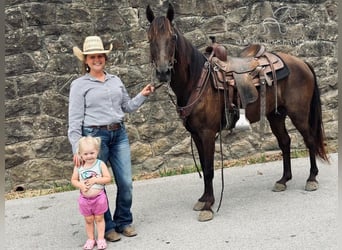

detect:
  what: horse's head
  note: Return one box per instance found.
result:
[146,4,177,84]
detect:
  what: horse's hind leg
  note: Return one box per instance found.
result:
[303,144,319,191]
[267,110,292,191]
[288,114,319,191]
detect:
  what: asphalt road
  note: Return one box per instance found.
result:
[5,153,338,250]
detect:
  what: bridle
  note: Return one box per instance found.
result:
[149,31,178,90]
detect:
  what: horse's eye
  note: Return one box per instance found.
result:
[172,34,177,41]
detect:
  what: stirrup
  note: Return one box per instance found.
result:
[234,109,251,130]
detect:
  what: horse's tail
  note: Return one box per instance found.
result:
[306,62,329,162]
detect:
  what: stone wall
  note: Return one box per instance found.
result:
[5,0,338,192]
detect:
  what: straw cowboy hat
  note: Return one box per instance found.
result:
[73,36,113,61]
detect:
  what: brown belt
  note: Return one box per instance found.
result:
[90,123,121,131]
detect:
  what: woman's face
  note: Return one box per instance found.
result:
[85,53,106,73]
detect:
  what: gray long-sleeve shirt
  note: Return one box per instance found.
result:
[68,72,147,154]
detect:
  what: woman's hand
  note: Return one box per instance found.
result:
[73,154,84,167]
[141,84,155,96]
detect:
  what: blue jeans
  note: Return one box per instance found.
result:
[82,124,133,233]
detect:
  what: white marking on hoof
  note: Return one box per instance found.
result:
[272,182,286,192]
[193,201,205,211]
[305,181,319,191]
[198,210,214,222]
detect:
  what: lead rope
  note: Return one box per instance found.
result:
[190,136,202,179]
[164,78,203,179]
[216,74,224,213]
[216,123,225,213]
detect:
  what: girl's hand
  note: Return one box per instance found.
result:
[79,181,89,193]
[85,177,96,186]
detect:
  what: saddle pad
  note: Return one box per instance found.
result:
[266,55,290,81]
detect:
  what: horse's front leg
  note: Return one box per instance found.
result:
[191,131,216,221]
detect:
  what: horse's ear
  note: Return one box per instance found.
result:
[146,5,155,23]
[166,3,174,23]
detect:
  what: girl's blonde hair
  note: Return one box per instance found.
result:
[76,136,101,155]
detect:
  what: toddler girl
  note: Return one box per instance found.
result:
[71,136,111,249]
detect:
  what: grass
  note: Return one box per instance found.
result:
[5,183,77,200]
[4,147,334,201]
[133,149,308,180]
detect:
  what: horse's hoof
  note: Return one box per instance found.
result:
[272,182,286,192]
[193,201,205,211]
[198,210,214,222]
[305,181,319,191]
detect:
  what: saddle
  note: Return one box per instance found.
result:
[177,40,290,131]
[209,43,289,108]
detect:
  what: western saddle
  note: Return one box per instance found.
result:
[176,37,289,131]
[205,37,289,130]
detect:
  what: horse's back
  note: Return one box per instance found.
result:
[274,52,316,116]
[276,52,315,88]
[276,52,314,78]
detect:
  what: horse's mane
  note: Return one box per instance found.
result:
[173,27,206,85]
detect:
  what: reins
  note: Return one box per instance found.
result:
[214,69,225,213]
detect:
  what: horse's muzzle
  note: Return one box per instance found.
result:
[155,68,171,83]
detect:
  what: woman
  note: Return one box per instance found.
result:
[68,36,154,242]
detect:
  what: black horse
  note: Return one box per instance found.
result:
[146,4,328,221]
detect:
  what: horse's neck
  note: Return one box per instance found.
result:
[171,37,205,105]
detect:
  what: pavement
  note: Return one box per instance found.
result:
[5,153,338,250]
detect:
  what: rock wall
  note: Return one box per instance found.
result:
[5,0,338,192]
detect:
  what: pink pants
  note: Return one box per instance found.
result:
[78,190,108,216]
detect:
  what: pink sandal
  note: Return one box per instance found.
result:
[96,239,107,250]
[83,239,96,250]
